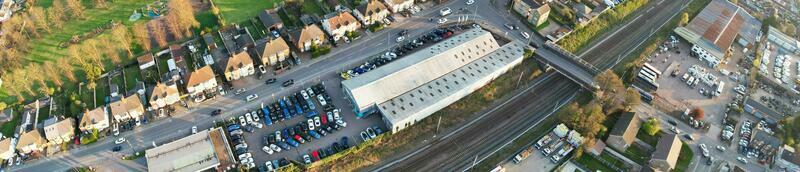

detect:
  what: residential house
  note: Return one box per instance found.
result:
[383,0,414,13]
[0,0,14,22]
[321,12,361,41]
[137,54,155,70]
[354,0,391,26]
[186,66,218,98]
[291,25,327,52]
[79,107,110,133]
[223,51,255,81]
[572,3,593,25]
[258,10,284,31]
[0,138,15,160]
[0,108,12,122]
[148,82,181,109]
[109,94,145,123]
[777,145,800,172]
[259,37,291,66]
[606,112,640,151]
[649,133,682,171]
[16,129,45,154]
[512,0,550,27]
[43,117,75,145]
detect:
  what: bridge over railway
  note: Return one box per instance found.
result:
[531,42,600,91]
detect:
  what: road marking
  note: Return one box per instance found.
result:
[463,90,577,171]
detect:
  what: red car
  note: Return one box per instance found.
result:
[320,115,328,125]
[294,135,305,144]
[311,150,320,161]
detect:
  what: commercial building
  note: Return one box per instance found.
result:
[766,26,800,54]
[145,127,235,172]
[777,144,800,172]
[342,28,528,133]
[606,112,640,151]
[674,0,761,68]
[649,133,682,171]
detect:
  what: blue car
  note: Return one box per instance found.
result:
[306,99,316,110]
[227,124,240,132]
[272,160,280,169]
[282,129,290,140]
[277,141,291,150]
[286,138,300,147]
[308,130,322,139]
[305,111,319,118]
[341,137,349,148]
[261,108,273,126]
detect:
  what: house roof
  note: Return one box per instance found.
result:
[518,0,549,14]
[186,66,216,88]
[292,25,326,47]
[109,94,144,118]
[258,10,282,28]
[684,0,761,56]
[324,12,359,31]
[137,54,154,65]
[80,107,108,129]
[149,82,179,102]
[652,133,682,168]
[0,138,12,154]
[225,51,254,74]
[385,0,410,5]
[44,118,75,138]
[16,129,44,149]
[609,112,640,144]
[260,37,290,58]
[357,0,389,17]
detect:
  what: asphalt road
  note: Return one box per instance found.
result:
[375,0,691,171]
[7,2,462,171]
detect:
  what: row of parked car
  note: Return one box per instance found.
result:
[359,126,383,142]
[226,123,257,169]
[301,137,353,164]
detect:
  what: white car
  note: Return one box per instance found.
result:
[737,157,748,164]
[466,0,475,5]
[259,65,267,74]
[252,110,260,121]
[336,119,348,128]
[240,157,252,164]
[317,95,327,106]
[327,113,335,124]
[251,122,263,129]
[191,126,198,134]
[670,126,680,134]
[265,161,275,171]
[396,36,405,43]
[115,138,126,144]
[314,116,322,127]
[301,90,310,100]
[245,113,254,123]
[520,31,530,39]
[275,131,282,142]
[716,145,726,151]
[238,153,252,160]
[333,109,341,121]
[440,7,451,16]
[438,18,448,24]
[303,154,312,164]
[218,86,226,95]
[306,88,315,97]
[270,144,282,152]
[308,119,316,130]
[262,146,274,154]
[239,116,247,126]
[246,94,259,102]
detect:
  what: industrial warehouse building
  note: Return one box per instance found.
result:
[673,0,761,68]
[145,127,235,172]
[342,28,528,133]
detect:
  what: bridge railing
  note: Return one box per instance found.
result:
[543,41,600,74]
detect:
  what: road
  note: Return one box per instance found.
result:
[8,2,463,171]
[375,0,692,171]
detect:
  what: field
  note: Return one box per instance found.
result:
[214,0,283,23]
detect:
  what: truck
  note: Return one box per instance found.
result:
[535,134,553,149]
[542,139,564,155]
[512,146,536,164]
[550,145,574,163]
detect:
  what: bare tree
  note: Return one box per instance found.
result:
[110,24,133,56]
[93,0,109,9]
[82,39,104,69]
[68,45,88,67]
[47,2,66,29]
[133,22,152,51]
[101,37,122,65]
[43,61,64,87]
[28,7,50,33]
[64,0,86,19]
[150,22,169,48]
[168,0,200,37]
[56,58,77,82]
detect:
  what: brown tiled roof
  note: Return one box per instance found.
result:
[44,118,75,140]
[357,0,389,17]
[16,129,45,150]
[225,52,254,74]
[80,107,108,130]
[652,133,682,168]
[536,3,550,15]
[109,94,144,119]
[186,66,216,88]
[292,25,326,48]
[325,12,360,31]
[261,37,290,59]
[0,139,11,154]
[137,54,154,65]
[609,112,640,145]
[149,82,179,103]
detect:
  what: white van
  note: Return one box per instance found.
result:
[687,76,695,85]
[714,82,725,96]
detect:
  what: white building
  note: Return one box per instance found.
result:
[43,117,75,145]
[79,107,110,133]
[777,145,800,172]
[321,12,361,41]
[383,0,414,13]
[342,28,527,133]
[145,128,235,172]
[186,66,218,98]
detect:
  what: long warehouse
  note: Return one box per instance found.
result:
[342,28,528,133]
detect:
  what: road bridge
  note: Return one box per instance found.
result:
[531,42,600,91]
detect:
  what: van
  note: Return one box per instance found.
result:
[682,73,689,81]
[687,76,695,85]
[714,81,725,96]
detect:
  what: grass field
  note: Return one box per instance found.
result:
[673,142,694,172]
[215,0,282,24]
[575,154,619,172]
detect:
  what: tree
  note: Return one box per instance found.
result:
[642,118,661,135]
[64,0,86,19]
[0,102,6,111]
[150,22,169,48]
[691,108,705,119]
[594,70,625,111]
[167,0,200,38]
[110,24,133,56]
[132,23,152,51]
[82,39,104,69]
[623,88,641,110]
[28,7,50,33]
[680,12,690,26]
[101,37,122,65]
[43,61,64,87]
[93,0,109,9]
[47,3,66,30]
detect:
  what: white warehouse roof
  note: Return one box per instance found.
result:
[145,128,233,172]
[342,28,501,112]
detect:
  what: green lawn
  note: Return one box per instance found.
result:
[196,10,220,31]
[673,142,694,172]
[302,1,326,16]
[637,129,661,146]
[124,66,143,89]
[575,155,618,172]
[215,0,282,24]
[623,145,650,165]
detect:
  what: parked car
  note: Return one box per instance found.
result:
[277,141,291,150]
[314,116,322,127]
[270,144,282,152]
[307,119,316,131]
[360,131,370,141]
[115,138,126,144]
[440,7,451,16]
[520,32,530,39]
[341,137,350,148]
[246,94,259,101]
[373,126,383,135]
[438,18,447,24]
[112,146,122,152]
[262,146,274,154]
[317,95,327,106]
[366,127,377,138]
[303,154,312,164]
[294,135,306,144]
[286,138,300,147]
[309,130,322,139]
[192,126,198,134]
[259,65,267,74]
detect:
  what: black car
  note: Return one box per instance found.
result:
[236,147,248,155]
[287,127,296,136]
[398,30,408,36]
[295,125,305,134]
[314,84,326,94]
[211,109,222,116]
[332,142,341,152]
[279,158,290,166]
[301,133,313,142]
[319,148,328,159]
[112,146,122,152]
[668,120,678,126]
[326,147,335,156]
[282,79,295,87]
[267,134,276,144]
[266,78,277,84]
[341,137,350,148]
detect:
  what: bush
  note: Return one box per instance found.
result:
[557,0,651,53]
[642,118,660,135]
[368,23,384,32]
[310,45,331,58]
[691,108,705,119]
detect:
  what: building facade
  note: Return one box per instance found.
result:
[321,12,361,41]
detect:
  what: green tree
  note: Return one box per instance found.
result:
[623,87,642,110]
[0,102,7,111]
[643,118,661,135]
